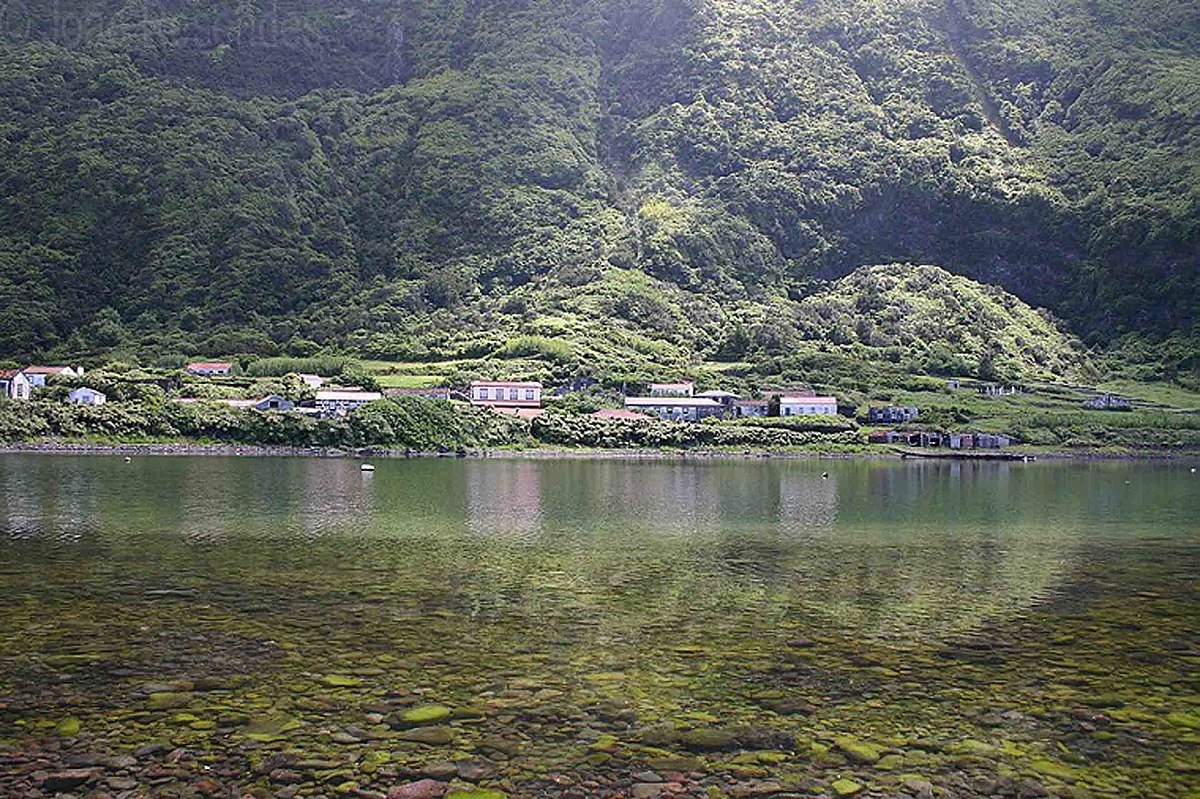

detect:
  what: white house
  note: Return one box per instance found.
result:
[779,396,839,417]
[649,382,694,397]
[314,390,382,416]
[253,395,294,411]
[624,396,725,422]
[68,387,107,406]
[187,362,234,376]
[469,381,543,408]
[0,370,32,401]
[23,366,80,387]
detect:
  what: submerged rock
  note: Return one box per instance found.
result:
[388,779,450,799]
[831,778,863,795]
[396,705,453,727]
[40,769,99,792]
[833,737,884,764]
[399,726,455,745]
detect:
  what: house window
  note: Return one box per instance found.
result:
[525,390,535,400]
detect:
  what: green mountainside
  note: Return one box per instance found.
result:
[0,0,1195,383]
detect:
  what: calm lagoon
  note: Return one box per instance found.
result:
[0,455,1197,797]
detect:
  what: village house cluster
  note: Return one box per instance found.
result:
[0,362,1141,453]
[618,382,837,422]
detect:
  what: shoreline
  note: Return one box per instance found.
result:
[0,440,1195,462]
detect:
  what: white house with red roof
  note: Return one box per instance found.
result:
[779,396,839,417]
[0,370,32,401]
[187,362,233,376]
[470,381,543,408]
[23,366,81,388]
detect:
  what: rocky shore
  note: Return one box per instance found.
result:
[0,440,1193,461]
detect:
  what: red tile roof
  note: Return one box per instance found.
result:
[0,369,24,379]
[187,362,233,371]
[23,366,72,375]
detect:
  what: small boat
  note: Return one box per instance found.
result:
[360,464,376,472]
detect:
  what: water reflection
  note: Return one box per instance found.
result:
[0,456,1196,646]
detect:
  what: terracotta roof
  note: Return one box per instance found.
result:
[187,362,233,370]
[23,366,72,375]
[0,369,24,379]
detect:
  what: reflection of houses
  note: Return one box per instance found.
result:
[779,396,838,417]
[465,460,544,540]
[470,381,543,409]
[187,362,233,376]
[624,396,725,422]
[1084,394,1132,411]
[777,468,839,529]
[649,382,694,397]
[314,390,382,416]
[68,387,106,406]
[0,370,32,401]
[868,406,918,424]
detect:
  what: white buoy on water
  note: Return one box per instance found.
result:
[361,464,376,473]
[124,456,132,463]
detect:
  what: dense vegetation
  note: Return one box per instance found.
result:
[0,396,868,451]
[0,0,1195,383]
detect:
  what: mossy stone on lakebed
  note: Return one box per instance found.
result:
[832,778,864,795]
[322,674,364,688]
[396,704,454,727]
[834,738,885,764]
[54,718,81,736]
[146,692,194,710]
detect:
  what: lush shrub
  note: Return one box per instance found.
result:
[530,414,863,449]
[245,357,349,378]
[0,397,529,450]
[724,415,858,433]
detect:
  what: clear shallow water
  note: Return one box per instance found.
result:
[0,455,1197,798]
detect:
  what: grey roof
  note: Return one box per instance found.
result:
[625,397,723,408]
